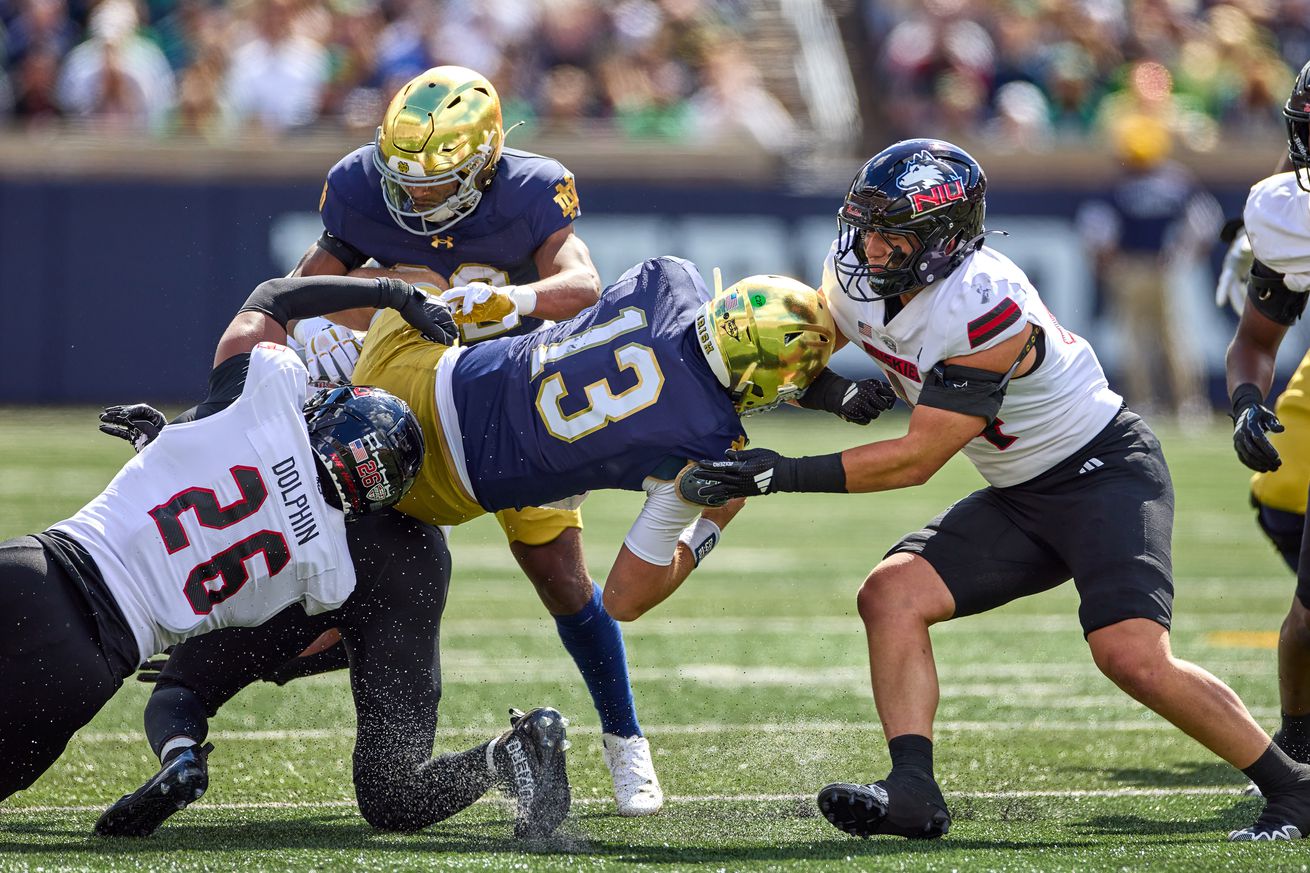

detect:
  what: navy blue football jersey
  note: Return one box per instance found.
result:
[451,256,744,511]
[318,145,581,340]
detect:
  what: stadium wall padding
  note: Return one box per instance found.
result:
[0,177,1278,403]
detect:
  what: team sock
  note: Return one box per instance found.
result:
[1244,741,1310,799]
[1276,713,1310,764]
[887,734,946,809]
[554,581,641,738]
[144,686,210,762]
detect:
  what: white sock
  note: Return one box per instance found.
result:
[159,735,197,763]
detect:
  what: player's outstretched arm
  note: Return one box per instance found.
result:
[287,240,451,331]
[214,275,456,367]
[795,368,897,425]
[1227,302,1292,472]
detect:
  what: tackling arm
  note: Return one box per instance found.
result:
[289,241,451,332]
[1226,298,1291,400]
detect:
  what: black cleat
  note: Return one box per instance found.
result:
[94,743,213,837]
[494,707,571,839]
[1230,774,1310,842]
[818,778,951,840]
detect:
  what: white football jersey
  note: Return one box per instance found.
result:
[1244,172,1310,292]
[823,243,1122,487]
[53,343,355,662]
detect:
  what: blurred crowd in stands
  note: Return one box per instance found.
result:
[859,0,1307,152]
[1,0,1307,155]
[0,0,797,148]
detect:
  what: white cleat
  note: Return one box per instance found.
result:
[1244,781,1263,797]
[602,733,663,817]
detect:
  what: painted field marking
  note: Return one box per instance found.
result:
[74,718,1205,744]
[0,787,1245,816]
[1207,630,1280,649]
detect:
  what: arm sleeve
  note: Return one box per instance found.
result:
[622,477,702,566]
[238,275,406,328]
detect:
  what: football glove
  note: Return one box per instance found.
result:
[678,449,787,506]
[293,319,362,384]
[369,277,458,345]
[798,370,896,425]
[99,403,167,452]
[1232,384,1284,472]
[439,283,538,341]
[1215,227,1252,316]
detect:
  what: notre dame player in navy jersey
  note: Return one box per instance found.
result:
[243,66,666,814]
[103,260,864,837]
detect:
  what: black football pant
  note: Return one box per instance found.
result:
[140,511,495,831]
[0,537,131,800]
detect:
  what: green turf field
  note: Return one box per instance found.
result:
[0,407,1303,871]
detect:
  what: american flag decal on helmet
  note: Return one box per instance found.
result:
[967,298,1021,348]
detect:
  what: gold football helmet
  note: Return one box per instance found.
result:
[694,273,836,415]
[373,66,504,235]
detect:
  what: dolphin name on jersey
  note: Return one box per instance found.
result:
[271,456,320,546]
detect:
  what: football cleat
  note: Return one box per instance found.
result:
[494,707,572,839]
[818,779,951,840]
[1231,774,1310,841]
[1228,821,1303,841]
[94,743,213,837]
[602,733,663,817]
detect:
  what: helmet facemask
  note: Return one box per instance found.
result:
[1285,62,1310,193]
[373,125,499,236]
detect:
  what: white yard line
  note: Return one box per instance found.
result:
[74,718,1206,744]
[0,787,1243,816]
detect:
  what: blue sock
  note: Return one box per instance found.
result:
[554,582,641,738]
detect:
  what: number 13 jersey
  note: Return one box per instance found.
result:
[52,344,355,663]
[446,256,745,511]
[823,243,1122,487]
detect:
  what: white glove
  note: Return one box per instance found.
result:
[1216,228,1253,316]
[439,283,538,341]
[293,318,363,384]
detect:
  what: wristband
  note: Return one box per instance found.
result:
[677,517,722,566]
[773,452,847,493]
[1230,383,1264,421]
[507,285,537,316]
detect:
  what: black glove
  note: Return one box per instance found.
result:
[99,403,167,452]
[377,278,458,345]
[798,370,896,424]
[678,448,790,507]
[1231,383,1284,472]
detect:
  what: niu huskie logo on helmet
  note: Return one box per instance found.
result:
[896,151,967,216]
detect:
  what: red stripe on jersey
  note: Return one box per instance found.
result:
[967,299,1021,348]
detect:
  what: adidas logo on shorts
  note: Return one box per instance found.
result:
[1078,457,1104,475]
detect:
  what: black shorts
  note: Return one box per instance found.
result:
[1254,501,1304,575]
[891,408,1175,635]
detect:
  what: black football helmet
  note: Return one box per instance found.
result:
[303,385,425,521]
[834,138,987,300]
[1285,59,1310,192]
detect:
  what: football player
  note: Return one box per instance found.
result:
[1225,59,1310,783]
[98,259,875,834]
[86,275,573,840]
[679,138,1310,842]
[283,65,659,814]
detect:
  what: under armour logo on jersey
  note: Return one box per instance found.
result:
[430,235,455,249]
[754,469,774,492]
[1078,457,1104,475]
